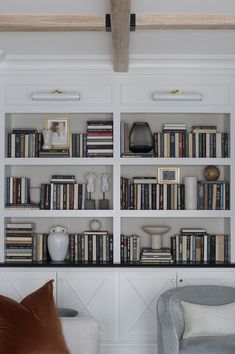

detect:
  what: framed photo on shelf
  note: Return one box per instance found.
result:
[45,117,70,147]
[157,167,180,184]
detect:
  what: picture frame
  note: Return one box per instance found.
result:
[157,167,180,184]
[45,117,70,147]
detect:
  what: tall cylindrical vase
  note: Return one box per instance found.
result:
[184,177,197,210]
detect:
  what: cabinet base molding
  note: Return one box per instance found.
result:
[101,344,157,354]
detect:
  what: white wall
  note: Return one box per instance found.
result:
[0,0,235,55]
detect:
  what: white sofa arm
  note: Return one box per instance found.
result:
[60,317,100,354]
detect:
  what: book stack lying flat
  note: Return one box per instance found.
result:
[39,148,69,158]
[5,223,35,263]
[120,234,140,263]
[140,247,173,263]
[8,128,42,158]
[171,228,230,263]
[86,120,113,157]
[40,175,87,210]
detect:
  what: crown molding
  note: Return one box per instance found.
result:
[0,54,235,73]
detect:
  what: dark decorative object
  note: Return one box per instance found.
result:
[203,165,220,181]
[129,122,153,153]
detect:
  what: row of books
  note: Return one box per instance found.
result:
[153,132,229,158]
[120,234,140,263]
[5,223,34,263]
[7,129,42,158]
[140,247,173,264]
[37,231,113,263]
[86,120,113,158]
[40,175,87,210]
[71,133,87,157]
[120,177,185,210]
[197,181,230,210]
[6,177,31,206]
[5,223,113,263]
[170,228,230,263]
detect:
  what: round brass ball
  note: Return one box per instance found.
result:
[203,165,220,181]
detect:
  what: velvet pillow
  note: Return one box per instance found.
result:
[0,280,69,354]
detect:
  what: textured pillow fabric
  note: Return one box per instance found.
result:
[181,300,235,339]
[0,280,70,354]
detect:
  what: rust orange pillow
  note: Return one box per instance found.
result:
[0,280,69,354]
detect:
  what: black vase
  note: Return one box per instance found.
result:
[129,122,153,153]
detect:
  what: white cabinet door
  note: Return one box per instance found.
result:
[177,269,235,287]
[57,270,115,343]
[0,270,56,301]
[119,270,176,344]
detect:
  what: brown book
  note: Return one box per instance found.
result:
[216,235,225,262]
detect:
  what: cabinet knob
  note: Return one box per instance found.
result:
[58,279,62,283]
[179,279,184,283]
[171,279,175,283]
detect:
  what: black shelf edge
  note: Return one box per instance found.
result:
[0,261,234,268]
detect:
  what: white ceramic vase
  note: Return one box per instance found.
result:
[184,176,197,210]
[42,129,52,150]
[47,225,69,261]
[142,225,171,249]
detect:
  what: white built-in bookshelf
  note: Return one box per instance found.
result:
[0,59,235,264]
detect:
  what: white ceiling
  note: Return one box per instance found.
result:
[0,0,235,56]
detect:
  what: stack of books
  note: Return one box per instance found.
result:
[197,180,230,210]
[86,120,113,157]
[120,234,140,263]
[140,247,173,263]
[120,176,185,210]
[8,128,42,158]
[6,177,31,207]
[171,228,230,263]
[39,148,69,158]
[5,223,35,263]
[40,175,87,210]
[71,133,87,157]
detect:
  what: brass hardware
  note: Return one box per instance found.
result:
[51,89,64,94]
[170,89,183,95]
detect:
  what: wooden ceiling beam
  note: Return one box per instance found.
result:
[0,15,105,31]
[136,14,235,30]
[0,14,235,32]
[110,0,131,72]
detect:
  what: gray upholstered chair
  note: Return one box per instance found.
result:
[157,285,235,354]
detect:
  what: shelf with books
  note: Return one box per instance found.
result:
[120,112,230,159]
[4,217,113,264]
[4,165,113,211]
[5,113,114,159]
[120,217,230,264]
[120,165,230,211]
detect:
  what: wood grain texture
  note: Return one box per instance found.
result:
[110,0,131,72]
[0,15,105,31]
[136,14,235,29]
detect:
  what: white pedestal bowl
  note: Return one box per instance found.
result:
[142,225,171,249]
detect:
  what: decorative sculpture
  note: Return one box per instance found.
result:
[99,172,110,209]
[85,172,97,209]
